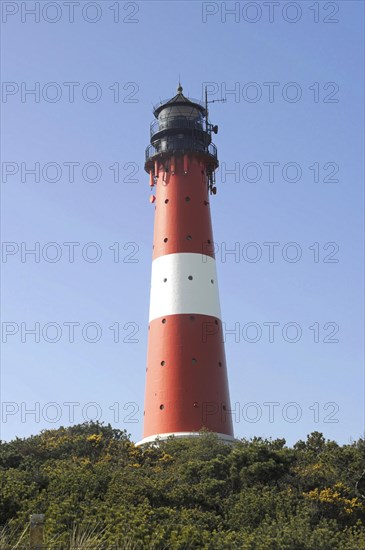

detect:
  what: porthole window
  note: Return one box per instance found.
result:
[218,361,222,367]
[193,402,199,408]
[215,320,218,325]
[189,315,195,321]
[211,279,214,284]
[163,278,167,283]
[192,358,197,365]
[164,237,168,243]
[160,404,164,410]
[162,318,166,324]
[185,197,190,202]
[186,235,192,241]
[165,199,169,204]
[161,360,165,366]
[222,405,226,411]
[188,275,193,281]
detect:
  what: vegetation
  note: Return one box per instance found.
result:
[1,423,365,549]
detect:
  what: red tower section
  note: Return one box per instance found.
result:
[139,85,234,444]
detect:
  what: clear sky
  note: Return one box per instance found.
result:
[1,0,364,445]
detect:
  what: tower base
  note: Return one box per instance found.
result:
[135,431,236,446]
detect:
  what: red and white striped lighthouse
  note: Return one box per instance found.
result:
[139,85,234,444]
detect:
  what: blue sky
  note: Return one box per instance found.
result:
[1,0,364,444]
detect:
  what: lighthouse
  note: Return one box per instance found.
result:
[138,85,234,445]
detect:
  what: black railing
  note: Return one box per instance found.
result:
[145,140,217,163]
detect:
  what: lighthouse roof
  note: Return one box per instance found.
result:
[153,84,206,117]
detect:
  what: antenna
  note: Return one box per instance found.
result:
[204,85,226,137]
[204,85,226,129]
[205,86,208,133]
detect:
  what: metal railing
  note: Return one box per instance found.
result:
[145,140,217,163]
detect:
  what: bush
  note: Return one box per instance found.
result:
[1,423,364,549]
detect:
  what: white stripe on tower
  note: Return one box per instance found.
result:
[149,252,221,322]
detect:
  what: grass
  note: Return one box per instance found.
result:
[0,523,162,549]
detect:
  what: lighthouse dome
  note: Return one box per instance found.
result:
[153,84,206,120]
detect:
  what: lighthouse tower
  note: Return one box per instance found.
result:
[139,85,234,445]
